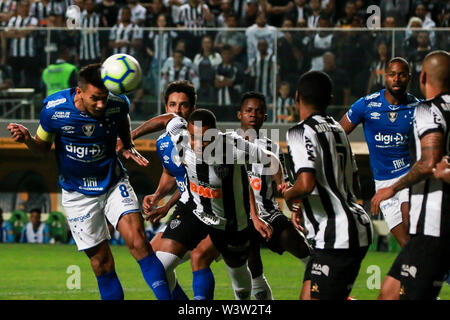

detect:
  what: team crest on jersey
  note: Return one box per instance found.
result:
[82,124,95,136]
[170,219,181,229]
[388,105,400,111]
[388,112,398,123]
[213,165,230,178]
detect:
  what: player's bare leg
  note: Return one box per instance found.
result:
[85,240,116,276]
[279,225,311,260]
[117,212,172,299]
[300,280,311,300]
[378,276,401,300]
[247,237,273,300]
[85,240,124,299]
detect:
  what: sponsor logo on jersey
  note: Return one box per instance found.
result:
[190,181,222,199]
[370,112,381,120]
[368,102,382,108]
[365,92,380,100]
[61,125,75,133]
[82,124,95,136]
[388,111,398,122]
[374,132,405,145]
[249,177,261,191]
[46,98,67,109]
[401,265,417,278]
[163,155,170,164]
[65,143,105,159]
[159,141,169,150]
[51,111,70,119]
[304,136,315,161]
[170,219,181,229]
[311,263,330,276]
[67,213,91,223]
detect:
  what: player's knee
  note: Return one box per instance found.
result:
[190,247,215,270]
[90,254,114,275]
[126,233,151,256]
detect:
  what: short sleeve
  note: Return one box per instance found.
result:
[346,97,366,126]
[414,102,446,139]
[166,116,187,136]
[286,126,318,177]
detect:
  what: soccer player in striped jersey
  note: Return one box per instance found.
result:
[372,51,450,300]
[280,71,373,300]
[131,108,283,299]
[238,91,311,300]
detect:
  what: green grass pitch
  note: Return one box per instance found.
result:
[0,243,448,300]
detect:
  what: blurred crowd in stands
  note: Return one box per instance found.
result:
[0,0,448,121]
[0,207,164,245]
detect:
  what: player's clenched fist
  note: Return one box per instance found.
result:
[7,123,31,143]
[142,194,159,214]
[433,156,450,183]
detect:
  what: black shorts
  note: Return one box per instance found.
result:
[250,212,292,254]
[392,234,450,300]
[304,247,368,300]
[162,202,251,264]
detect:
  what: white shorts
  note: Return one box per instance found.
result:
[62,176,140,251]
[375,173,409,230]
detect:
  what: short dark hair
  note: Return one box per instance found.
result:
[221,44,233,53]
[164,80,197,109]
[78,63,105,90]
[188,108,217,128]
[30,208,41,215]
[386,57,410,71]
[296,71,332,110]
[240,91,267,112]
[173,49,185,56]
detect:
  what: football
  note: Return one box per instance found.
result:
[101,54,142,95]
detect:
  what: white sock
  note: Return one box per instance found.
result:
[226,263,252,300]
[251,274,273,300]
[156,251,181,292]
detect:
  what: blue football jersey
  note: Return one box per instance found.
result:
[38,88,129,195]
[156,131,189,204]
[346,89,420,180]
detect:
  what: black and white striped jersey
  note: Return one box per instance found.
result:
[79,11,101,61]
[147,30,177,62]
[7,15,38,58]
[249,52,276,102]
[409,93,450,238]
[276,96,295,123]
[0,0,16,26]
[167,116,276,231]
[160,58,199,91]
[29,0,66,21]
[245,136,285,220]
[177,3,209,37]
[286,113,373,249]
[109,22,143,56]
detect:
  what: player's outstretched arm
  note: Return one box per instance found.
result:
[433,156,450,184]
[371,132,443,215]
[131,113,178,140]
[7,123,52,154]
[117,115,149,167]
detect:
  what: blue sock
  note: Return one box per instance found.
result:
[192,268,215,300]
[137,253,172,300]
[172,281,189,300]
[96,270,124,300]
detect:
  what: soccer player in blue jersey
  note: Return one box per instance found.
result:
[7,64,172,300]
[339,57,420,299]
